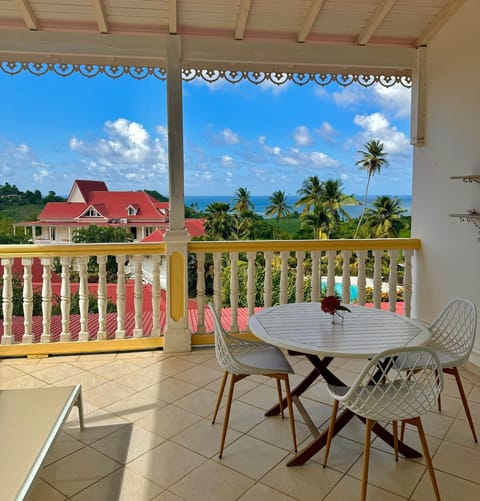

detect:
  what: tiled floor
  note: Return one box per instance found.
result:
[2,348,480,500]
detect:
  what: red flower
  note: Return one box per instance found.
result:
[321,295,351,315]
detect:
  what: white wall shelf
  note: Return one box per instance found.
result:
[449,176,480,237]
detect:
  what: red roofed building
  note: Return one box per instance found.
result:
[17,179,204,243]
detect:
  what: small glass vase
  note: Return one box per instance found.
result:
[331,311,344,324]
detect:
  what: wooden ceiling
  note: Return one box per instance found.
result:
[0,1,465,74]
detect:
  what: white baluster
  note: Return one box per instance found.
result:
[311,250,321,302]
[115,256,126,339]
[373,249,383,309]
[77,256,89,341]
[196,253,206,334]
[326,250,336,296]
[264,251,273,307]
[1,258,13,345]
[40,257,52,343]
[97,255,107,340]
[388,249,399,313]
[403,249,413,318]
[247,251,256,317]
[356,250,367,306]
[213,252,222,313]
[341,250,352,304]
[295,251,305,303]
[229,252,239,333]
[133,255,143,338]
[22,258,33,344]
[60,257,71,342]
[151,255,161,337]
[280,250,289,304]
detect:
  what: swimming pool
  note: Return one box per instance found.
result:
[322,281,358,301]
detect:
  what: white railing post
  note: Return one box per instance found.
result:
[115,255,126,339]
[212,252,222,314]
[247,251,256,317]
[295,251,305,303]
[77,256,89,341]
[60,257,71,342]
[151,254,161,337]
[280,250,289,304]
[341,250,352,304]
[229,252,239,333]
[196,252,206,334]
[40,257,52,343]
[1,258,13,345]
[388,249,399,313]
[22,258,33,344]
[373,249,383,309]
[357,250,367,306]
[311,250,321,302]
[97,255,107,340]
[133,255,143,338]
[326,250,336,296]
[403,249,413,318]
[264,251,273,307]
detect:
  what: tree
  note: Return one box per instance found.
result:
[300,201,331,239]
[233,187,254,215]
[265,190,292,233]
[204,202,232,240]
[354,139,389,238]
[364,195,406,238]
[320,179,359,233]
[295,176,323,212]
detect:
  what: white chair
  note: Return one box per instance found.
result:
[323,347,443,501]
[399,298,477,442]
[209,303,297,458]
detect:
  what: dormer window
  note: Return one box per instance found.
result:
[85,207,100,217]
[127,205,138,216]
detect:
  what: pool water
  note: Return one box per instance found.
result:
[322,281,358,302]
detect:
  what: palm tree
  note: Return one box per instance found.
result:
[233,187,254,215]
[265,190,292,230]
[364,195,406,238]
[295,175,323,212]
[353,139,389,238]
[300,201,331,239]
[204,202,232,240]
[320,178,359,231]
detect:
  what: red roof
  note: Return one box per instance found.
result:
[141,219,205,242]
[68,180,108,202]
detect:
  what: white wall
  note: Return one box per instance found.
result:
[412,0,480,365]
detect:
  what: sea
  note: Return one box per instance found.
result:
[184,194,412,218]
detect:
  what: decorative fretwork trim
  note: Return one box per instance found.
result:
[0,60,412,88]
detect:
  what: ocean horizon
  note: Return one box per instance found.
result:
[185,194,412,218]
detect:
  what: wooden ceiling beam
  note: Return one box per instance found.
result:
[169,0,177,34]
[15,0,39,31]
[92,0,109,34]
[298,0,326,43]
[356,0,396,46]
[234,0,252,40]
[416,0,465,47]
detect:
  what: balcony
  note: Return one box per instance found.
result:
[0,347,478,499]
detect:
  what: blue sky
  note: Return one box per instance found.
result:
[0,71,412,198]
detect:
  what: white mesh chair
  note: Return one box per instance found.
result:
[398,298,477,442]
[209,303,297,458]
[323,347,443,501]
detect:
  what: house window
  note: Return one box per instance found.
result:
[145,227,153,236]
[127,206,137,216]
[85,208,100,217]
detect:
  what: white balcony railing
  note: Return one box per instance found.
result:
[0,238,421,355]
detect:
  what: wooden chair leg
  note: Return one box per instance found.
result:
[219,374,237,459]
[361,419,375,501]
[413,416,441,501]
[283,375,297,453]
[323,399,339,467]
[392,420,399,461]
[276,378,285,419]
[436,370,442,412]
[400,420,406,442]
[448,367,478,442]
[212,371,228,424]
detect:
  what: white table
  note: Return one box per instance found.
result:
[249,303,431,466]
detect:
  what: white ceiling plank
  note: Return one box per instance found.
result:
[234,0,252,40]
[92,0,110,34]
[416,0,465,47]
[14,0,39,30]
[169,0,177,34]
[297,0,327,43]
[356,0,396,46]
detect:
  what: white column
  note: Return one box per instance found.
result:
[229,252,239,333]
[1,258,14,345]
[151,254,161,337]
[22,258,34,344]
[97,255,107,340]
[60,256,71,342]
[196,252,206,334]
[410,46,426,146]
[77,256,90,341]
[341,250,352,304]
[295,251,305,303]
[388,249,399,313]
[403,249,414,318]
[247,251,256,317]
[357,250,367,306]
[264,251,273,307]
[133,255,144,338]
[115,256,126,339]
[40,257,52,343]
[311,250,321,302]
[326,250,336,296]
[280,251,289,304]
[373,249,383,309]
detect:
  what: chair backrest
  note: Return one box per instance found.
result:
[429,298,477,364]
[336,346,443,422]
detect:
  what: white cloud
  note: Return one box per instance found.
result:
[217,128,240,145]
[353,112,411,155]
[293,125,314,147]
[221,155,234,167]
[315,121,338,141]
[332,87,365,107]
[373,84,411,119]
